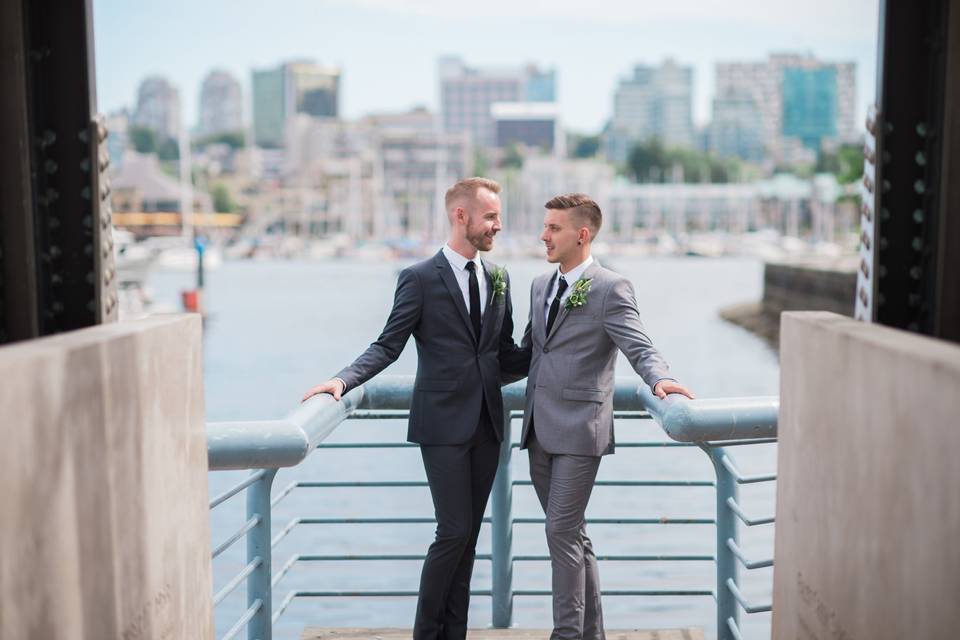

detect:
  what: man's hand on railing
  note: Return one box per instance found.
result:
[653,379,696,400]
[301,378,346,403]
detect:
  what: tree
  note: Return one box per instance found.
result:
[571,135,601,159]
[129,126,157,154]
[195,131,245,150]
[626,138,667,182]
[211,183,236,213]
[501,143,524,170]
[157,137,180,161]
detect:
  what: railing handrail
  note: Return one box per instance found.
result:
[207,375,778,470]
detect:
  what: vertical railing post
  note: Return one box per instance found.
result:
[704,446,739,640]
[490,412,514,627]
[247,468,278,640]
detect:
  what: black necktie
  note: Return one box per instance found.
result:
[466,261,482,339]
[546,275,568,335]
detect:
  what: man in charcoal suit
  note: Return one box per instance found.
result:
[519,193,695,640]
[302,177,529,640]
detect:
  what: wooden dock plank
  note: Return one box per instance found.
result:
[302,628,705,640]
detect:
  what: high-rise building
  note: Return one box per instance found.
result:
[605,59,695,164]
[438,56,557,148]
[491,102,561,153]
[712,54,856,164]
[252,61,340,148]
[132,76,180,142]
[198,70,243,138]
[710,88,765,163]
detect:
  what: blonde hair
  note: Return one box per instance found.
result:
[445,177,501,211]
[545,193,602,240]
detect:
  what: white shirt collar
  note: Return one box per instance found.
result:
[557,255,594,285]
[442,244,482,273]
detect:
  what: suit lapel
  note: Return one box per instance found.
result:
[534,272,553,343]
[545,261,600,344]
[478,260,497,347]
[434,251,477,341]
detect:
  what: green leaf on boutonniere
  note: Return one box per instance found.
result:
[564,277,592,310]
[491,267,507,303]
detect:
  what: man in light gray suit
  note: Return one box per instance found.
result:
[519,193,694,640]
[302,178,529,640]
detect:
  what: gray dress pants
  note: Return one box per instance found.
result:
[528,427,605,640]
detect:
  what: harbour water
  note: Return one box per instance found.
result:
[146,255,780,640]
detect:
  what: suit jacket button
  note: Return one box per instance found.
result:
[543,347,550,353]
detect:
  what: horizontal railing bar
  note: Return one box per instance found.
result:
[514,589,714,597]
[721,455,777,484]
[511,441,694,449]
[290,481,429,488]
[283,589,713,598]
[514,517,715,525]
[513,554,716,562]
[319,443,418,448]
[211,515,260,559]
[209,469,266,510]
[726,617,745,640]
[347,411,410,419]
[513,480,715,487]
[726,497,775,526]
[726,538,774,570]
[273,553,716,563]
[703,438,778,448]
[283,516,714,526]
[213,556,262,606]
[726,578,773,613]
[638,384,778,442]
[219,598,262,640]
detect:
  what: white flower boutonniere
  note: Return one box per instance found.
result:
[564,277,592,310]
[491,267,507,303]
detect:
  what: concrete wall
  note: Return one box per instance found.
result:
[763,259,856,317]
[774,312,960,639]
[0,315,213,640]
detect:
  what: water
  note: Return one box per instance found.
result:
[145,255,779,640]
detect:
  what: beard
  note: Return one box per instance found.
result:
[466,220,495,251]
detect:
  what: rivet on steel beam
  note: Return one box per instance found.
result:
[37,130,56,149]
[878,265,887,278]
[80,186,91,200]
[51,274,63,285]
[916,122,928,137]
[878,293,886,306]
[881,208,891,222]
[87,300,97,313]
[82,216,92,229]
[85,272,96,285]
[44,160,59,174]
[912,238,923,251]
[915,151,927,166]
[880,237,888,250]
[882,151,891,164]
[52,301,64,313]
[882,180,891,193]
[48,217,61,230]
[914,180,926,194]
[910,267,922,280]
[84,244,94,257]
[909,294,921,307]
[49,246,61,258]
[80,158,91,172]
[913,209,924,223]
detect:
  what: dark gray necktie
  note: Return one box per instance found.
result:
[466,261,481,339]
[546,275,568,335]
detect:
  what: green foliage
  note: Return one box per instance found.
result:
[473,149,488,176]
[211,183,236,213]
[571,134,601,158]
[195,131,245,150]
[129,126,157,154]
[501,143,524,170]
[626,138,740,183]
[156,137,180,161]
[816,143,864,184]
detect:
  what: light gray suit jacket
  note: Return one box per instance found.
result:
[519,261,673,456]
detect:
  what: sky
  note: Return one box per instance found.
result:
[92,0,880,134]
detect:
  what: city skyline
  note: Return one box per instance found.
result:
[92,0,878,134]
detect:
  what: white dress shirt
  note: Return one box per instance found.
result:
[442,244,487,317]
[544,255,594,325]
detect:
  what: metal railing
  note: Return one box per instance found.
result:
[207,376,778,640]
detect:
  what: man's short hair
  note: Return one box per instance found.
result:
[545,193,603,240]
[445,177,501,211]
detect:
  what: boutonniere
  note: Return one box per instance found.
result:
[564,277,592,310]
[490,267,508,303]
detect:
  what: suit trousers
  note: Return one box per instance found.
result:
[528,424,605,640]
[413,402,500,640]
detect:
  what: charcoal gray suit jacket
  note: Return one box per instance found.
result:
[335,250,529,445]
